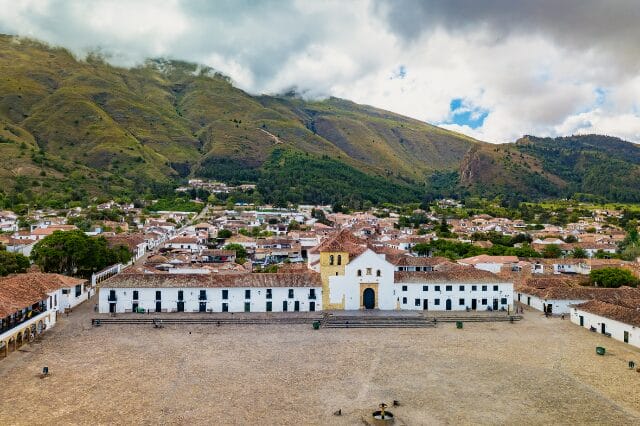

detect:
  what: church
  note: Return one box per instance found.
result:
[309,230,513,312]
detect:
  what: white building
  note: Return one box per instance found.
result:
[395,272,513,311]
[0,273,85,359]
[98,272,322,314]
[458,255,520,274]
[516,278,640,315]
[570,300,640,349]
[165,236,205,253]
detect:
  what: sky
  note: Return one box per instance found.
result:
[1,0,640,143]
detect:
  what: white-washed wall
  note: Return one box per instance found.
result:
[397,282,513,311]
[99,286,322,313]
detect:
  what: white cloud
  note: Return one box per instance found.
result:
[0,0,639,143]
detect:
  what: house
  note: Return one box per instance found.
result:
[570,299,640,348]
[0,211,18,233]
[98,272,322,313]
[254,238,302,264]
[515,276,640,314]
[458,255,520,274]
[165,236,205,253]
[0,273,85,359]
[200,249,236,264]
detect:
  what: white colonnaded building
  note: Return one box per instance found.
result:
[99,230,514,314]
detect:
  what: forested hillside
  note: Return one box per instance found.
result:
[2,34,640,208]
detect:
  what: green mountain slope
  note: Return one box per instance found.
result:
[459,135,640,203]
[0,35,481,206]
[3,34,640,207]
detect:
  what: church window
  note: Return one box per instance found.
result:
[376,270,381,277]
[329,255,334,265]
[357,270,362,276]
[337,255,342,265]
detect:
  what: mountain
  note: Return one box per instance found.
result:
[459,135,640,203]
[0,35,481,207]
[1,34,640,207]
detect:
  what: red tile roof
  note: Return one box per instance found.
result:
[574,299,640,328]
[0,273,86,317]
[99,272,321,289]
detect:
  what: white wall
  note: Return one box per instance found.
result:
[328,249,396,310]
[397,282,513,311]
[570,308,640,349]
[516,292,586,314]
[99,286,322,314]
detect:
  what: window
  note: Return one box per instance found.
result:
[282,301,288,312]
[266,289,272,299]
[222,290,229,300]
[434,299,440,305]
[133,291,139,300]
[422,285,428,291]
[75,284,82,297]
[366,268,372,275]
[108,290,116,302]
[493,285,499,291]
[222,303,228,312]
[329,255,335,265]
[309,289,316,299]
[501,298,507,305]
[435,285,441,291]
[198,290,206,301]
[402,285,407,291]
[266,301,272,312]
[288,289,294,299]
[482,285,487,291]
[155,291,161,300]
[376,270,381,277]
[471,285,477,291]
[337,255,342,265]
[62,289,69,295]
[445,285,452,291]
[179,291,185,301]
[244,302,251,312]
[415,298,421,306]
[245,289,251,299]
[459,298,465,306]
[459,285,465,291]
[482,299,487,305]
[357,269,362,277]
[402,297,407,304]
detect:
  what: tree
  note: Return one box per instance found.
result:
[217,229,232,239]
[223,243,247,264]
[564,235,578,243]
[31,230,131,277]
[590,267,638,288]
[542,244,562,259]
[571,247,588,259]
[0,250,30,276]
[287,220,301,231]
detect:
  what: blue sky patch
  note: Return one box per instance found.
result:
[447,98,489,129]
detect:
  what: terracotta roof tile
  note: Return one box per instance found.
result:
[99,272,321,289]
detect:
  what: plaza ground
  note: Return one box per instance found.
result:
[1,301,639,425]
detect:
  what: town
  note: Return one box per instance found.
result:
[2,193,640,423]
[2,193,640,349]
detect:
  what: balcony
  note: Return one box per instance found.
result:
[107,295,117,302]
[1,309,49,339]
